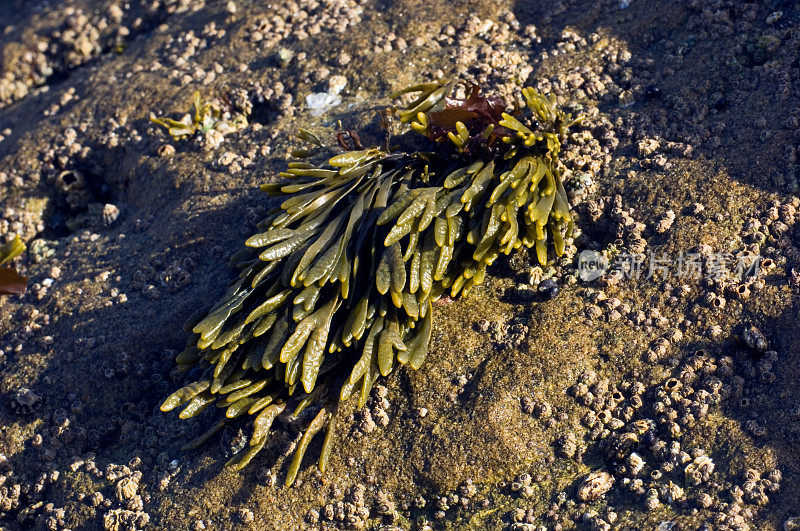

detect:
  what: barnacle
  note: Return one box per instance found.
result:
[161,79,579,485]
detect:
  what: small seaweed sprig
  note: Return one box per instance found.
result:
[161,79,580,486]
[0,235,27,296]
[150,90,247,145]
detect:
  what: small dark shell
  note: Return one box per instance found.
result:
[538,278,559,300]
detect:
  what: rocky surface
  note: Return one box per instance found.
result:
[1,0,799,529]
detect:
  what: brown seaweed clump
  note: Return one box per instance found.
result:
[160,79,580,485]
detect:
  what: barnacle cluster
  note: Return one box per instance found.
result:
[161,79,580,485]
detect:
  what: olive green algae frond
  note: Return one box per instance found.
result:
[160,78,581,486]
[150,90,248,141]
